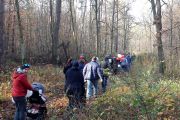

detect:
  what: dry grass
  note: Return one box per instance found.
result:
[0,56,180,119]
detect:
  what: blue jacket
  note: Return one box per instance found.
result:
[78,61,85,73]
[126,55,132,65]
[65,67,85,92]
[83,61,103,81]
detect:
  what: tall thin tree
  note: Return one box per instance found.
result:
[69,0,78,55]
[0,0,4,64]
[52,0,62,64]
[110,0,116,54]
[150,0,165,74]
[95,0,100,56]
[15,0,25,63]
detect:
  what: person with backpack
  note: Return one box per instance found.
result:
[83,56,103,100]
[64,61,85,109]
[12,64,34,120]
[120,54,129,72]
[101,64,111,93]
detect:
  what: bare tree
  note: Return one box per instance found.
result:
[115,0,119,53]
[104,0,108,54]
[95,0,100,55]
[150,0,165,74]
[123,5,128,52]
[52,0,62,64]
[15,0,25,63]
[110,0,116,54]
[0,0,4,64]
[79,0,87,54]
[69,0,78,55]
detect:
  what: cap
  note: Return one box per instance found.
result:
[21,63,30,69]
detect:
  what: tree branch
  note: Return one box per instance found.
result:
[161,0,168,6]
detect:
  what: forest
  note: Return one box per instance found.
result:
[0,0,180,119]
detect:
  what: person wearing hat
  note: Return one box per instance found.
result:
[83,56,103,100]
[12,64,33,120]
[64,60,85,109]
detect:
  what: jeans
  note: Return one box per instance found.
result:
[102,76,108,93]
[13,96,26,120]
[86,80,98,100]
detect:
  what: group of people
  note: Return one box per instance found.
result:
[10,53,133,119]
[63,53,133,109]
[63,55,107,109]
[103,53,133,74]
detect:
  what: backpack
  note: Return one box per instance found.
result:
[121,58,128,66]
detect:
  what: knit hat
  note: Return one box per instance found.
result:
[79,55,85,59]
[72,61,79,68]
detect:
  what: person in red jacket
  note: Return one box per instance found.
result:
[12,64,33,120]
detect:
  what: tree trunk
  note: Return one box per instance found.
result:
[15,0,25,63]
[0,0,4,64]
[104,0,108,55]
[69,0,78,55]
[52,0,62,64]
[12,14,15,56]
[150,0,165,74]
[80,0,87,54]
[110,0,115,54]
[123,6,127,52]
[115,0,119,53]
[169,2,173,73]
[89,0,93,53]
[95,0,99,56]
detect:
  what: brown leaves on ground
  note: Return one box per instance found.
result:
[0,65,68,119]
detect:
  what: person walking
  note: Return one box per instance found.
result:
[83,56,103,100]
[64,61,85,109]
[12,64,33,120]
[63,58,73,74]
[101,67,111,93]
[78,55,86,73]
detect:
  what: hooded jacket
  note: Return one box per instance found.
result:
[64,65,85,93]
[12,71,33,97]
[83,61,103,81]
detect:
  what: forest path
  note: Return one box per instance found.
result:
[0,65,124,119]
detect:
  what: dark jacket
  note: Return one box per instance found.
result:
[78,60,86,73]
[64,67,85,93]
[63,63,72,74]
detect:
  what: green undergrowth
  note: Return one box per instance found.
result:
[81,55,180,120]
[0,56,180,119]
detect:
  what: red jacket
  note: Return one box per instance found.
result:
[12,71,33,97]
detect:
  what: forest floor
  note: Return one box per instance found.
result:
[0,62,180,120]
[0,64,109,120]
